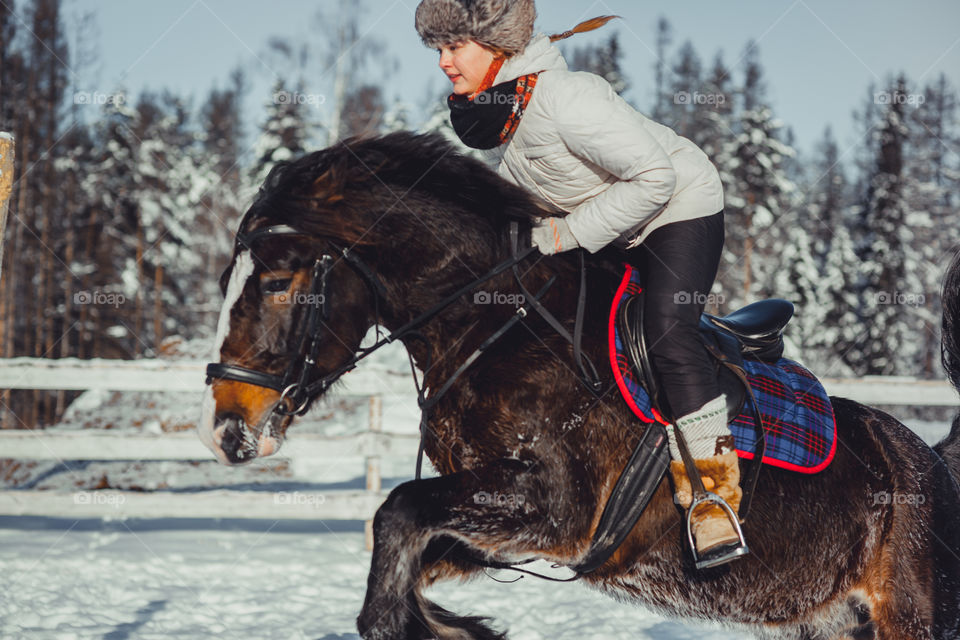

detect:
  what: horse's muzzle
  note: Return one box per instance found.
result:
[199,387,285,465]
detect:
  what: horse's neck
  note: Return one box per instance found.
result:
[391,255,593,382]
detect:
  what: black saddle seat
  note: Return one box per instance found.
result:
[706,299,795,340]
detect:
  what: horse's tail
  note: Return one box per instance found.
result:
[935,248,960,484]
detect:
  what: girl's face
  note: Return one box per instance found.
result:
[437,40,496,96]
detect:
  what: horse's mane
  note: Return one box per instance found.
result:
[239,131,558,248]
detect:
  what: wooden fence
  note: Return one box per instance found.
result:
[0,134,13,281]
[0,358,956,540]
[0,358,419,548]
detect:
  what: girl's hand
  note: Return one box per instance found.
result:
[531,217,579,255]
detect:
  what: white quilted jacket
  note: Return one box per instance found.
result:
[481,34,725,252]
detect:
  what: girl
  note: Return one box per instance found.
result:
[415,0,745,569]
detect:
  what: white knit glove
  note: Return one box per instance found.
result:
[531,217,580,255]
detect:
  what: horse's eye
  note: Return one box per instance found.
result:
[261,278,292,294]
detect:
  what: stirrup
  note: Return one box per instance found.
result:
[686,491,749,570]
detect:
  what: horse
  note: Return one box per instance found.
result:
[199,131,960,640]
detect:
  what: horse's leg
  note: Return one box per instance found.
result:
[357,458,580,640]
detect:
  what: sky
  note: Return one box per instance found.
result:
[44,0,960,161]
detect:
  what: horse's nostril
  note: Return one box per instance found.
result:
[216,413,257,464]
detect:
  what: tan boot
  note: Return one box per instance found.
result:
[669,450,748,568]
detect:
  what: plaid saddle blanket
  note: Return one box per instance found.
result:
[609,265,837,474]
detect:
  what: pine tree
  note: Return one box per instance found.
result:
[651,17,672,121]
[723,50,796,307]
[906,73,958,376]
[199,69,251,319]
[201,67,246,176]
[819,222,863,376]
[853,75,926,375]
[666,41,703,136]
[806,127,848,263]
[382,98,411,134]
[80,94,141,359]
[568,33,629,96]
[694,52,735,156]
[740,40,765,113]
[341,84,386,138]
[251,77,313,186]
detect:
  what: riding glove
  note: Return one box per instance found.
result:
[531,217,580,255]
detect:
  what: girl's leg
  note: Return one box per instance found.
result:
[623,210,725,438]
[623,211,747,569]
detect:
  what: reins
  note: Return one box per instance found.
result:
[206,224,543,419]
[206,219,609,582]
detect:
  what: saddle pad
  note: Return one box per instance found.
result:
[609,264,837,474]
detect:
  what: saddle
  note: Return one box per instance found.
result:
[572,292,796,574]
[616,293,795,423]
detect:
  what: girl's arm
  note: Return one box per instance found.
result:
[546,72,677,253]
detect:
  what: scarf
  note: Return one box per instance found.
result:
[447,58,539,150]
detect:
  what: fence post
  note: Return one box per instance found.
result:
[365,394,383,551]
[0,134,13,281]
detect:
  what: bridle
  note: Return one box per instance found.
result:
[204,222,576,420]
[205,223,395,416]
[205,220,625,580]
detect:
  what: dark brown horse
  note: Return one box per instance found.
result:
[200,132,960,640]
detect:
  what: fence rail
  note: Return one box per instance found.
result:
[0,358,956,532]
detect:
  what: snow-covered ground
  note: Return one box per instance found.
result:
[0,336,955,639]
[0,518,754,640]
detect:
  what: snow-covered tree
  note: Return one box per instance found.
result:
[650,16,673,121]
[250,77,313,186]
[568,32,629,96]
[906,73,959,376]
[665,40,703,136]
[851,75,927,375]
[724,105,796,306]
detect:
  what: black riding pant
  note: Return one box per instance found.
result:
[621,211,725,421]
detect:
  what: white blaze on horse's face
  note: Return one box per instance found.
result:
[199,249,284,465]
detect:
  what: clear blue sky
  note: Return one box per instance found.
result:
[57,0,960,161]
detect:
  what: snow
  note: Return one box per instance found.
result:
[0,521,750,640]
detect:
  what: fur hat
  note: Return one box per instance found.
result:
[415,0,536,56]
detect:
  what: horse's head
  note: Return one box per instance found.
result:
[199,168,386,465]
[199,132,547,464]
